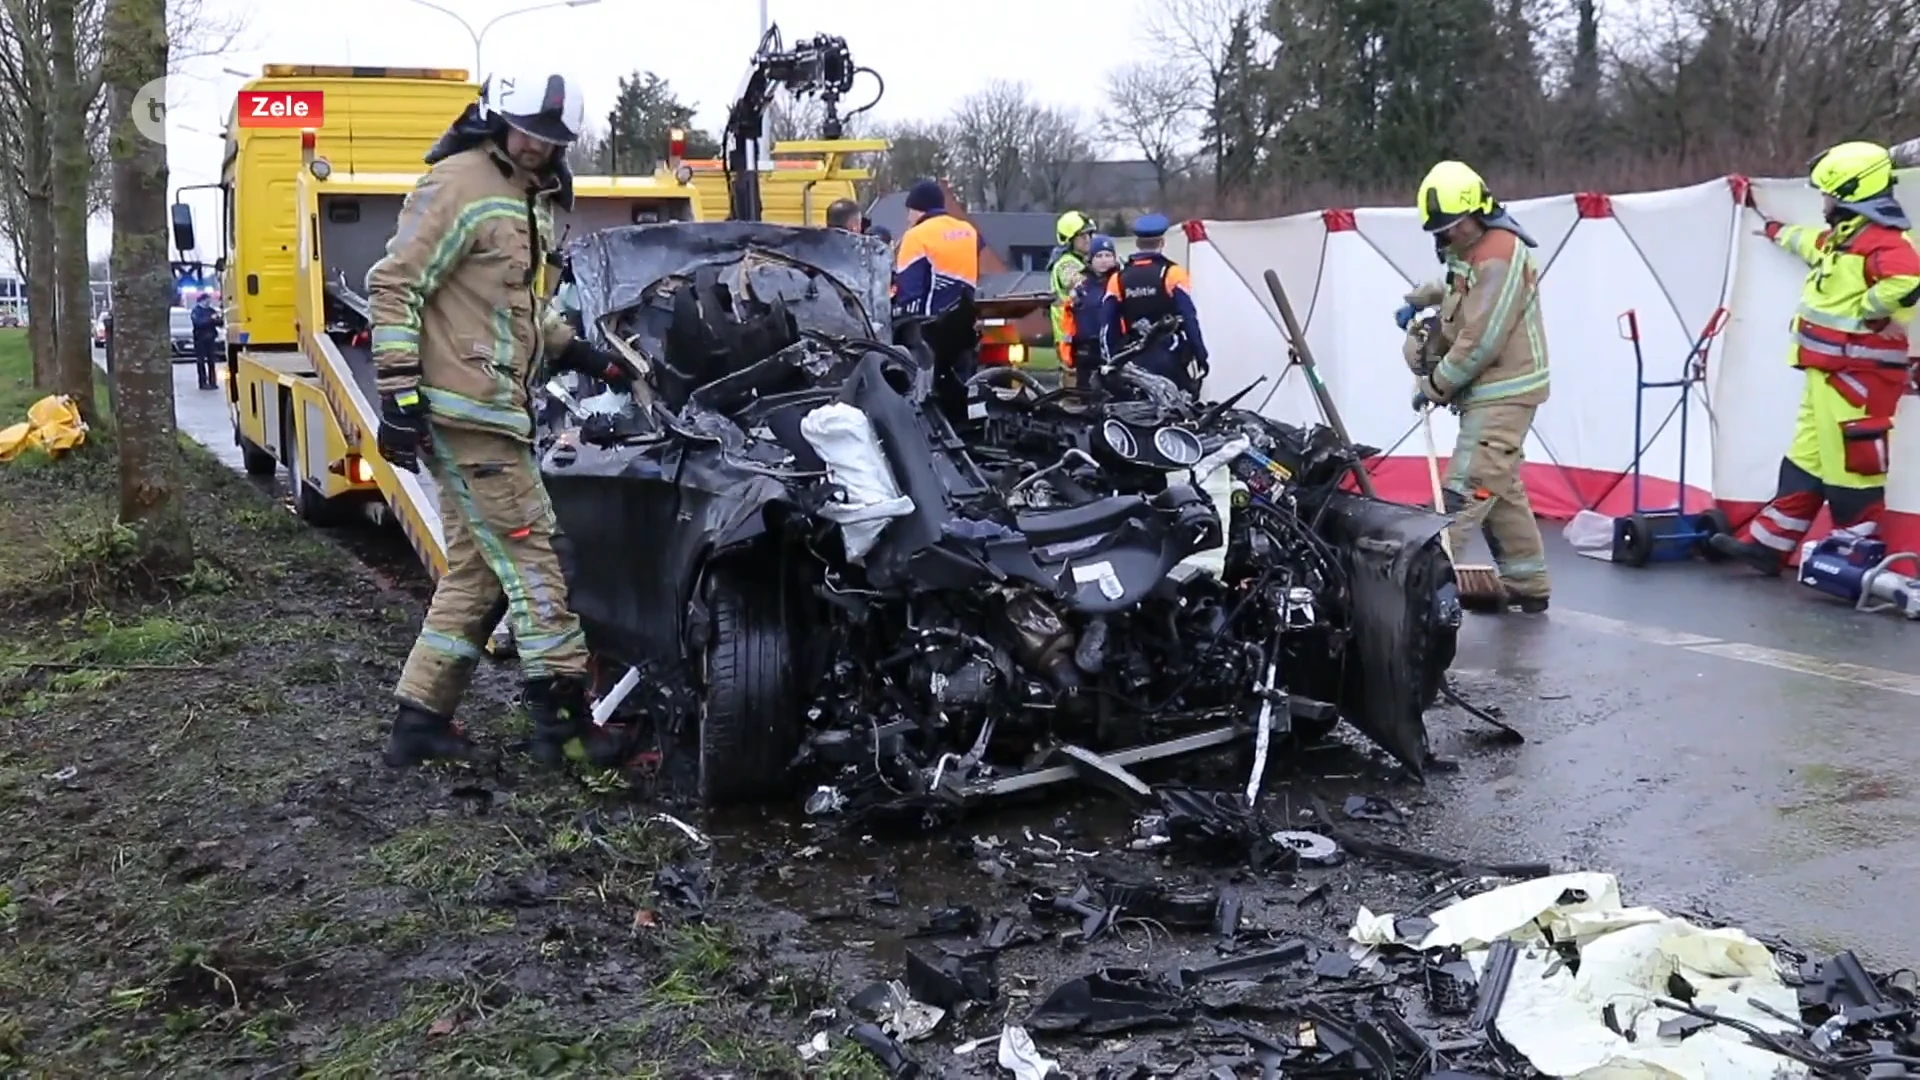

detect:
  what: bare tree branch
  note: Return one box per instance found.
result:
[1024,106,1093,209]
[945,80,1096,212]
[948,81,1042,211]
[1098,62,1200,199]
[865,119,952,195]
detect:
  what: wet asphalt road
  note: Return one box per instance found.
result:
[140,349,1920,970]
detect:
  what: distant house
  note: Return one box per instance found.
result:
[868,159,1169,242]
[1048,160,1165,215]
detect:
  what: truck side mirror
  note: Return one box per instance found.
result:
[170,202,196,254]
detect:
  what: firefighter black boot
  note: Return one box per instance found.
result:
[524,676,590,767]
[383,702,498,768]
[1707,532,1784,574]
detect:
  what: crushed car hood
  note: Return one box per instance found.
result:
[567,221,895,349]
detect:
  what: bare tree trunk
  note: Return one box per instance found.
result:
[105,0,190,569]
[47,0,97,423]
[23,198,61,388]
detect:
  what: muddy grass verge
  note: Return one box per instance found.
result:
[0,440,875,1078]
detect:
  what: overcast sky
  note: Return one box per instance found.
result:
[67,0,1148,258]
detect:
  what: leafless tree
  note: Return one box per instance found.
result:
[765,95,827,144]
[867,119,953,196]
[1099,62,1199,199]
[566,122,606,173]
[0,0,243,410]
[1024,106,1093,209]
[948,80,1049,211]
[0,6,62,388]
[1141,0,1264,99]
[105,0,193,568]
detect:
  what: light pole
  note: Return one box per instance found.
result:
[402,0,602,76]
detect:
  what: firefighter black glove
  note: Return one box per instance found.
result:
[554,338,639,389]
[378,389,430,473]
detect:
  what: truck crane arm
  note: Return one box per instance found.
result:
[721,24,883,221]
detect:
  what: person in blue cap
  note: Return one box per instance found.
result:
[1101,212,1208,394]
[892,179,980,318]
[1065,234,1121,388]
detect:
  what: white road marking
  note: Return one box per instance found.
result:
[1551,608,1920,698]
[1549,609,1720,647]
[1688,641,1920,697]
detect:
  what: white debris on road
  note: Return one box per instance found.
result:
[1350,871,1811,1079]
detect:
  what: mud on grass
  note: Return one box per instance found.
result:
[0,445,851,1078]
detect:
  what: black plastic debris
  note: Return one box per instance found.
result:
[1313,950,1357,980]
[1424,950,1478,1015]
[1091,871,1218,931]
[1029,886,1119,944]
[1469,938,1519,1054]
[1394,915,1438,942]
[1214,888,1242,941]
[1173,940,1310,987]
[652,863,708,911]
[1800,950,1888,1014]
[1154,787,1297,871]
[1029,968,1193,1035]
[983,914,1040,951]
[1343,794,1405,825]
[904,947,996,1009]
[847,1022,919,1078]
[909,905,981,937]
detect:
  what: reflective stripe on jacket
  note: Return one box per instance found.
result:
[1405,227,1549,409]
[894,210,980,317]
[1049,250,1087,346]
[366,145,575,442]
[1769,217,1920,373]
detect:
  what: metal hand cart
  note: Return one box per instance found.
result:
[1611,306,1733,566]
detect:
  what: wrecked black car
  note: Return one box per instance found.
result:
[540,222,1461,813]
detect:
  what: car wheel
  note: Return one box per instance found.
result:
[697,562,799,806]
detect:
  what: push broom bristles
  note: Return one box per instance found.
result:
[1452,563,1506,611]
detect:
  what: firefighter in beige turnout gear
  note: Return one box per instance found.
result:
[1398,161,1553,612]
[369,70,637,767]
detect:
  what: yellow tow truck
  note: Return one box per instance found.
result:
[172,64,878,575]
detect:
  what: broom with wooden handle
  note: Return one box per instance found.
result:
[1414,319,1506,610]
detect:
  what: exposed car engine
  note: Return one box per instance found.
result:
[538,223,1461,819]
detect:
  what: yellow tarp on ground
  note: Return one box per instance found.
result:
[0,394,88,462]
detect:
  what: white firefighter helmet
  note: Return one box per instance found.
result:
[480,70,585,146]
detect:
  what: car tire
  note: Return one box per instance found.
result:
[698,562,799,806]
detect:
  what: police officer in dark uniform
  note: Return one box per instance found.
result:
[1099,213,1208,395]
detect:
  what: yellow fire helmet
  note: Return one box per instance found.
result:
[1417,160,1495,233]
[1055,210,1094,244]
[1807,141,1895,203]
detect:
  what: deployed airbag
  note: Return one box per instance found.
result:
[801,402,916,562]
